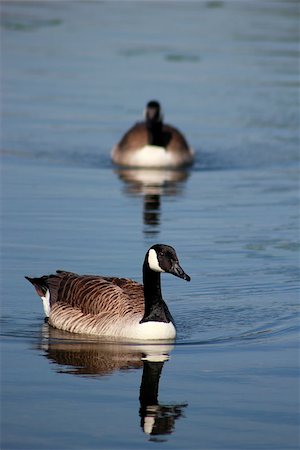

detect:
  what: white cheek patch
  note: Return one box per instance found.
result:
[41,289,51,317]
[148,249,165,272]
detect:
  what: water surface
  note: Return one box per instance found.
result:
[1,2,299,449]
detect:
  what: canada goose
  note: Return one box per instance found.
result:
[111,100,194,168]
[25,244,190,340]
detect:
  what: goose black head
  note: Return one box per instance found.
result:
[147,244,191,282]
[144,100,163,123]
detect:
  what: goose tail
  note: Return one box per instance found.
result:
[25,276,51,317]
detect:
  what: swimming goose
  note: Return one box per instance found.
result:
[111,100,194,168]
[25,244,190,340]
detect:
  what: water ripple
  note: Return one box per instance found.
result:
[176,312,300,347]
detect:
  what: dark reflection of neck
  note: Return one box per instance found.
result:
[139,360,163,408]
[139,359,187,439]
[143,194,161,229]
[114,168,191,237]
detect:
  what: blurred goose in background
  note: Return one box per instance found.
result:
[26,244,190,341]
[111,100,194,168]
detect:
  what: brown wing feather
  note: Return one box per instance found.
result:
[47,271,145,317]
[116,123,148,152]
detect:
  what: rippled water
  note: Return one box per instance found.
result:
[1,2,299,449]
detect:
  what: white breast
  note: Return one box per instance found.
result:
[120,320,176,340]
[127,145,175,168]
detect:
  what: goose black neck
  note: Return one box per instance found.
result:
[140,260,172,324]
[146,119,163,146]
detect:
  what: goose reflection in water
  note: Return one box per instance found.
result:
[115,168,190,236]
[38,325,187,440]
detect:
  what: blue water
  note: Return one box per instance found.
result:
[1,2,299,449]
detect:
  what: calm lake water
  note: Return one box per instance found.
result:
[1,1,299,449]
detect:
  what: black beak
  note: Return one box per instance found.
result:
[170,262,191,282]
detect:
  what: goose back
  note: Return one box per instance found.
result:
[116,122,190,153]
